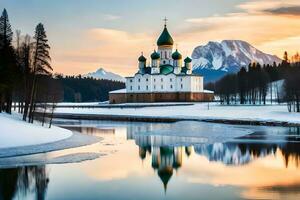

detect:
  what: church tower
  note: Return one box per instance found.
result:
[157,18,174,66]
[151,50,160,74]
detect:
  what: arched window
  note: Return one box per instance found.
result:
[165,51,167,58]
[170,85,173,89]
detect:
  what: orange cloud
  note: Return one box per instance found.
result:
[53,0,300,76]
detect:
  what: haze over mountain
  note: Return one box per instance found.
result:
[84,68,125,82]
[192,40,282,83]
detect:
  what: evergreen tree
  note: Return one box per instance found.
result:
[28,23,52,122]
[0,8,16,113]
[0,9,13,48]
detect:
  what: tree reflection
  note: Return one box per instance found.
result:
[0,166,49,200]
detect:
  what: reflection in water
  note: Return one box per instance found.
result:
[0,166,48,200]
[1,121,300,200]
[70,122,300,195]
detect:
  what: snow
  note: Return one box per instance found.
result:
[212,56,223,70]
[192,40,281,74]
[54,103,300,124]
[0,113,72,149]
[109,89,126,94]
[83,68,125,82]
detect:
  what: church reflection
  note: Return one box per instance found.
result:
[59,122,300,192]
[0,166,49,200]
[127,126,300,191]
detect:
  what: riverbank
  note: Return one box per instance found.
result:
[52,103,300,127]
[0,113,101,158]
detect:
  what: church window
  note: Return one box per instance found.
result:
[170,85,173,89]
[170,78,172,82]
[181,84,183,89]
[146,78,148,82]
[146,85,149,90]
[181,78,183,82]
[161,85,163,89]
[138,79,140,82]
[154,85,156,90]
[163,61,166,64]
[161,78,163,82]
[138,86,140,90]
[130,86,133,90]
[165,51,167,58]
[154,78,156,82]
[130,79,133,83]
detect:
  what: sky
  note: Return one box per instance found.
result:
[1,0,300,76]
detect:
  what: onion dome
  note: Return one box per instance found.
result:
[157,25,174,46]
[184,57,192,63]
[172,49,182,60]
[151,50,160,60]
[138,54,146,62]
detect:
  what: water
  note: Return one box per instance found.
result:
[0,120,300,200]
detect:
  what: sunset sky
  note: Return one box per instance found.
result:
[1,0,300,76]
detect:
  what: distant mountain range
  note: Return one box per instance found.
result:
[84,68,125,82]
[192,40,282,83]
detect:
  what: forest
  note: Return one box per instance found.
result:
[206,51,300,112]
[0,8,124,124]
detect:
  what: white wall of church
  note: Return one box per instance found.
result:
[157,46,173,65]
[126,74,203,93]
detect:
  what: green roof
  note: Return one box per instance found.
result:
[138,55,146,62]
[160,64,174,75]
[157,26,174,46]
[151,50,160,60]
[181,66,188,74]
[184,57,192,63]
[172,50,182,60]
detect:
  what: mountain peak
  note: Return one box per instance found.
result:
[192,40,282,82]
[83,68,125,82]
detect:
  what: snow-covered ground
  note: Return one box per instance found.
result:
[0,113,72,149]
[54,102,300,124]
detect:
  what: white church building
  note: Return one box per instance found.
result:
[109,21,214,104]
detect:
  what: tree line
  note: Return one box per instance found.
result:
[206,51,300,112]
[57,75,124,102]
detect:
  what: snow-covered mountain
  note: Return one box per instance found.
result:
[84,68,125,82]
[192,40,281,82]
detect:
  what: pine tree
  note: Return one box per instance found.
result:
[28,23,52,122]
[0,9,13,48]
[0,8,16,113]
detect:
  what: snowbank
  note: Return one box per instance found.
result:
[0,113,72,149]
[54,103,300,125]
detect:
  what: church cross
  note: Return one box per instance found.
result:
[163,17,168,27]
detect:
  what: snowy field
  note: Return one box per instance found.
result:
[0,113,72,149]
[54,102,300,125]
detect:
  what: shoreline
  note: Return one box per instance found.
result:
[0,131,101,158]
[44,112,300,127]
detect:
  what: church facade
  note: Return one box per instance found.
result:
[109,21,214,104]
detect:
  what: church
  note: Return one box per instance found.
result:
[109,20,214,104]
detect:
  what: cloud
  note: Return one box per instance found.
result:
[181,0,300,58]
[264,6,300,16]
[54,0,300,76]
